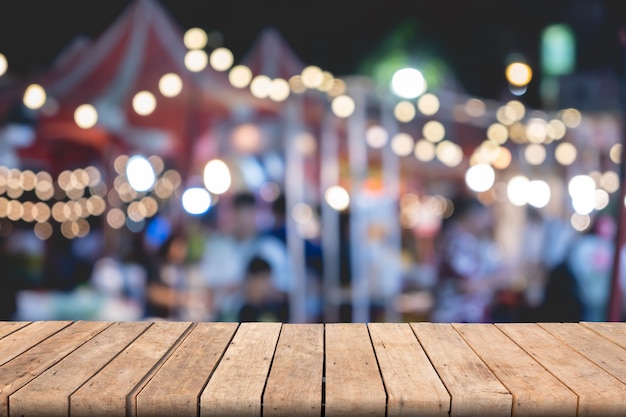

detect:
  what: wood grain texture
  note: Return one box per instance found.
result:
[263,324,324,417]
[0,320,71,366]
[369,322,450,417]
[498,323,626,416]
[0,320,108,417]
[200,322,282,417]
[582,321,626,348]
[9,321,148,417]
[453,323,577,417]
[136,322,238,417]
[69,321,192,417]
[540,322,626,385]
[411,322,512,417]
[0,322,29,340]
[325,323,387,417]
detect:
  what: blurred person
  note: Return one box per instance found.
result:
[430,196,510,323]
[199,190,292,321]
[238,256,289,322]
[260,192,323,321]
[561,213,617,322]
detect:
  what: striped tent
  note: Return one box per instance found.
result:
[17,0,278,175]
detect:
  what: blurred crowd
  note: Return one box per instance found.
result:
[2,189,625,324]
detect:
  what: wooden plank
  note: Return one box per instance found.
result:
[0,320,108,417]
[498,323,626,416]
[0,322,30,340]
[581,322,626,348]
[0,320,71,366]
[540,322,626,385]
[410,323,511,417]
[70,321,192,417]
[453,323,578,417]
[325,323,387,417]
[200,322,281,417]
[369,322,449,417]
[9,321,149,417]
[263,324,324,417]
[136,322,238,417]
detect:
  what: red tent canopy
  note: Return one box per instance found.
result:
[17,0,279,175]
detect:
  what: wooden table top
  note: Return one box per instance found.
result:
[1,320,626,416]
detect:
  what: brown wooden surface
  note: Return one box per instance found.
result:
[200,322,282,417]
[453,323,578,417]
[136,322,237,417]
[2,320,626,416]
[411,322,512,417]
[70,321,191,417]
[0,320,107,417]
[325,323,387,417]
[369,322,449,417]
[498,323,626,416]
[263,324,324,417]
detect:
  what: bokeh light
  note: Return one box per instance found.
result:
[184,27,208,49]
[159,73,183,97]
[126,155,156,192]
[182,187,212,215]
[23,84,46,110]
[132,91,157,116]
[74,104,98,129]
[203,159,231,195]
[391,68,426,99]
[325,185,350,211]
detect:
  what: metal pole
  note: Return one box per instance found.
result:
[347,79,370,323]
[284,94,308,323]
[320,110,341,322]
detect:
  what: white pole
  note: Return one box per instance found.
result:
[284,94,308,323]
[348,79,370,323]
[380,93,403,322]
[320,109,341,322]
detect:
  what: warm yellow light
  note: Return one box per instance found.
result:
[394,101,416,123]
[301,65,324,89]
[229,65,253,88]
[74,104,98,129]
[158,73,183,97]
[184,27,208,50]
[505,62,533,87]
[250,75,272,99]
[0,53,7,77]
[209,47,234,72]
[23,84,46,110]
[331,95,355,118]
[184,50,208,72]
[417,93,439,115]
[132,91,157,116]
[269,78,290,102]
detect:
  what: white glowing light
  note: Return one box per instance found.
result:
[203,159,231,195]
[325,185,350,211]
[74,104,98,129]
[185,49,208,72]
[391,68,427,99]
[132,91,157,116]
[527,180,551,208]
[23,84,46,110]
[159,73,183,97]
[331,95,355,118]
[126,155,156,192]
[0,53,7,77]
[465,163,495,192]
[365,125,388,149]
[210,47,234,72]
[182,187,212,215]
[507,175,529,206]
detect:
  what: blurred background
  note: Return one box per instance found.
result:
[1,0,626,323]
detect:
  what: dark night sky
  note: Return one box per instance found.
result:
[1,0,625,108]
